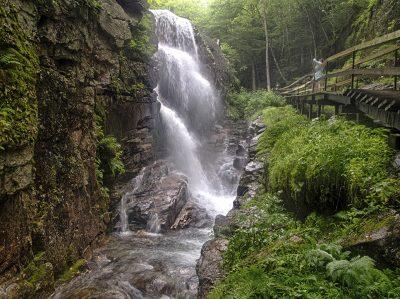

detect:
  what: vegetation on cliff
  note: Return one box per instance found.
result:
[0,4,39,150]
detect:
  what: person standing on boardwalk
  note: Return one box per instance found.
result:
[313,58,326,91]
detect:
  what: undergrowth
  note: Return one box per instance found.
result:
[259,106,399,211]
[210,194,400,298]
[211,101,400,298]
[227,90,286,120]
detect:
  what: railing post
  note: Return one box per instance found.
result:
[351,51,356,89]
[395,49,399,90]
[324,62,329,91]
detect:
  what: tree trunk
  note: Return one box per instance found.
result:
[263,14,271,91]
[251,62,257,91]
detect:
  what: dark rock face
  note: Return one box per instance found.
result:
[0,0,156,294]
[195,32,230,102]
[344,212,400,268]
[172,201,213,229]
[196,238,229,299]
[117,0,149,17]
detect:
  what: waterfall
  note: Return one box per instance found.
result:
[120,170,145,235]
[152,9,229,215]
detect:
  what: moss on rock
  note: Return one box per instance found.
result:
[0,3,39,150]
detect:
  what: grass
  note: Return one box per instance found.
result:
[260,106,399,212]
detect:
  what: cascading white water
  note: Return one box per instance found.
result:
[152,10,198,58]
[159,101,210,191]
[120,170,145,234]
[152,9,231,216]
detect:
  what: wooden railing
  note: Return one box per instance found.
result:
[281,30,400,96]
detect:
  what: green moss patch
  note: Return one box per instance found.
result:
[0,4,39,150]
[58,259,87,284]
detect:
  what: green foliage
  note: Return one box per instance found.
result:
[97,136,125,176]
[22,252,54,291]
[148,0,209,25]
[129,13,156,59]
[94,106,125,196]
[227,90,285,120]
[58,259,87,284]
[257,106,308,155]
[258,107,398,210]
[0,5,39,150]
[210,193,400,298]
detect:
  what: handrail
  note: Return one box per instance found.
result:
[280,30,400,96]
[325,30,400,63]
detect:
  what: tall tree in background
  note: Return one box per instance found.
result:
[257,0,271,91]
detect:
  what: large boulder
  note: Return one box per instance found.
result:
[124,161,188,232]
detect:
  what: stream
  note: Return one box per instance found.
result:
[51,10,245,299]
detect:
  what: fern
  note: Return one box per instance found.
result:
[327,256,381,287]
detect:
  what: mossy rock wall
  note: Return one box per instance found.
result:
[0,0,157,295]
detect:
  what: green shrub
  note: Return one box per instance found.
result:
[227,90,286,120]
[258,107,397,210]
[94,104,125,196]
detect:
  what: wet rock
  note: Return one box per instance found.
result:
[99,0,133,48]
[249,134,262,158]
[233,157,247,170]
[196,238,228,299]
[197,120,265,297]
[127,175,188,232]
[213,215,232,237]
[5,146,34,168]
[245,161,263,174]
[218,162,240,187]
[344,212,400,268]
[125,161,188,232]
[236,144,246,156]
[172,202,213,229]
[3,164,33,195]
[116,0,148,17]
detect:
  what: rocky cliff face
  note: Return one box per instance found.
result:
[195,31,230,104]
[196,118,266,298]
[0,0,157,295]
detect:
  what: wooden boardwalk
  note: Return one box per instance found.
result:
[280,30,400,137]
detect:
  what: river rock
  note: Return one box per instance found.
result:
[196,238,229,299]
[233,157,247,170]
[172,201,213,229]
[343,212,400,268]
